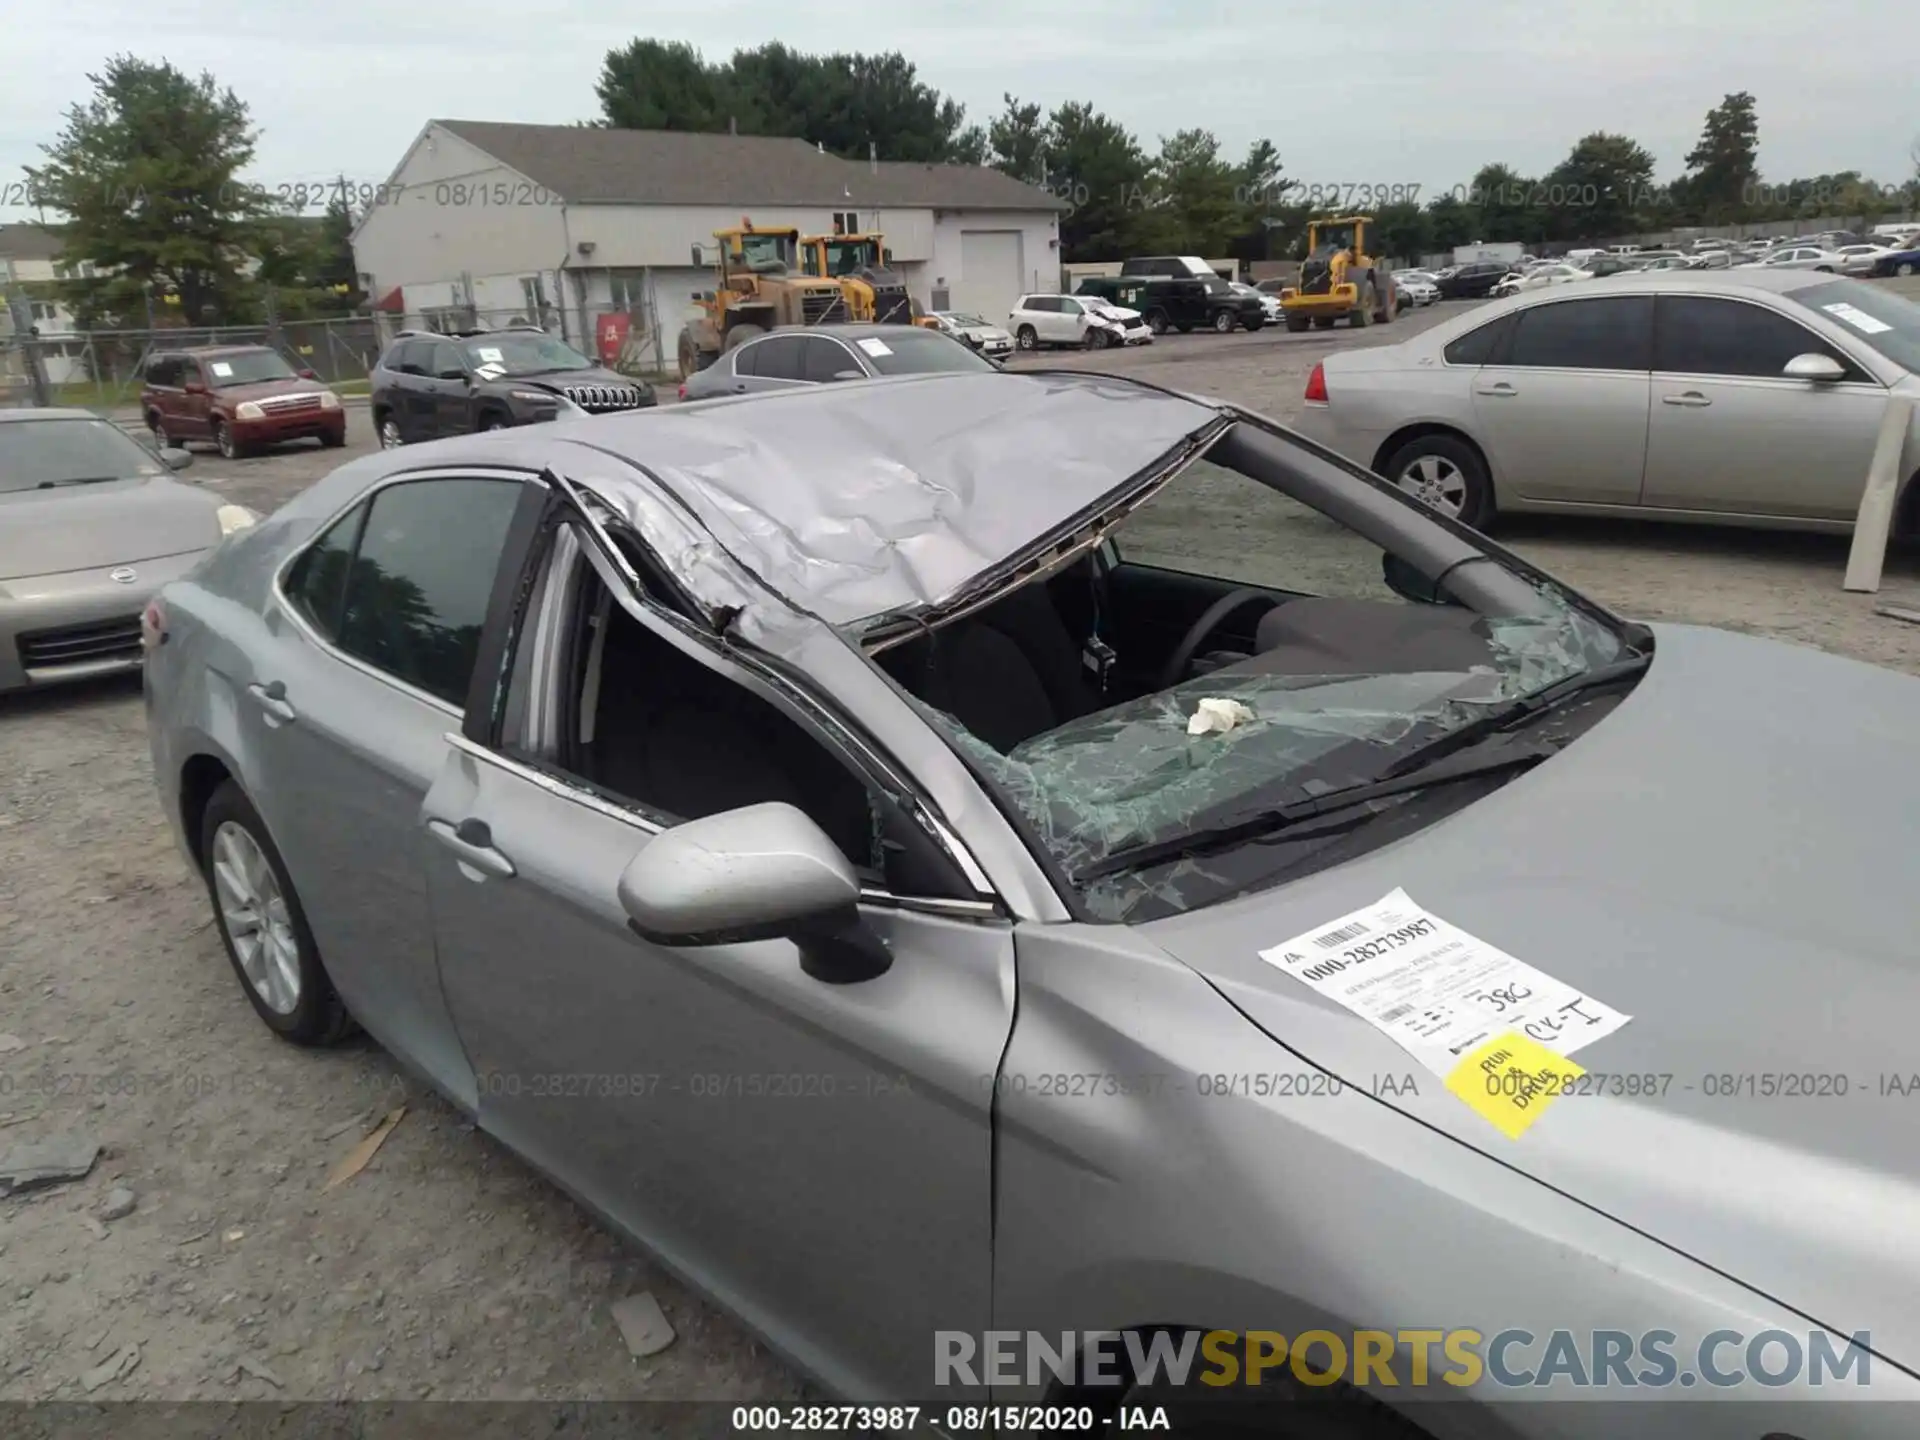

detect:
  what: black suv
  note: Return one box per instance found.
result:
[369,327,655,449]
[1434,262,1512,300]
[1079,275,1264,334]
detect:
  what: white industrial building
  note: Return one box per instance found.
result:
[351,121,1068,366]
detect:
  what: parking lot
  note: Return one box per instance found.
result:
[3,301,1918,1404]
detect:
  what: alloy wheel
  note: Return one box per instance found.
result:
[211,822,302,1015]
[215,421,235,459]
[1397,454,1468,516]
[379,418,403,450]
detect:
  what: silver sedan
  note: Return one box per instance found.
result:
[145,373,1920,1434]
[1294,270,1920,531]
[0,408,255,693]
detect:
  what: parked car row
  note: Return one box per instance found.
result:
[1296,270,1920,535]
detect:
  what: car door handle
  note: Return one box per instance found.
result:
[1661,392,1712,407]
[246,680,296,725]
[425,817,516,879]
[1475,382,1517,397]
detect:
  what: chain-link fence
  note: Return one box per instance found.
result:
[0,313,385,410]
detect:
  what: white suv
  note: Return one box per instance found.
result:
[1007,295,1152,351]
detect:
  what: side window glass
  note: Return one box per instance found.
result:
[802,338,856,383]
[732,342,760,377]
[428,342,465,380]
[335,478,525,705]
[283,503,367,640]
[390,342,423,375]
[1060,299,1083,315]
[1505,297,1652,371]
[1655,296,1854,379]
[1443,314,1513,366]
[755,337,807,380]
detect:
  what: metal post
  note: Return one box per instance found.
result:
[6,295,52,406]
[1843,396,1916,594]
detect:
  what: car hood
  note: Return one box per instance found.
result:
[1141,623,1920,1363]
[0,476,220,580]
[207,376,325,402]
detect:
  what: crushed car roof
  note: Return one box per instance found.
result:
[558,370,1226,628]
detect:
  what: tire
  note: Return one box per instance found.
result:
[199,781,354,1046]
[677,328,698,380]
[213,418,244,459]
[1285,315,1310,333]
[1213,309,1236,334]
[1244,316,1264,331]
[146,410,169,448]
[724,321,767,351]
[1351,286,1374,328]
[1899,262,1916,277]
[1084,327,1112,350]
[1384,433,1494,529]
[1146,311,1169,336]
[376,413,403,450]
[1016,325,1039,350]
[479,412,510,432]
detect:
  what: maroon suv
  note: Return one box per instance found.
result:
[141,346,348,458]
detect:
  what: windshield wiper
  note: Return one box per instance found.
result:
[1073,653,1651,885]
[36,476,123,489]
[1073,733,1556,883]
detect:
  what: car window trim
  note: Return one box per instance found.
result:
[271,464,548,718]
[1650,291,1885,387]
[469,515,1003,915]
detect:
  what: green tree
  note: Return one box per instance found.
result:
[987,94,1050,184]
[1422,193,1477,253]
[595,40,741,132]
[1544,132,1656,241]
[1231,139,1291,259]
[1046,102,1152,261]
[595,41,982,163]
[1468,162,1539,243]
[1371,201,1432,263]
[1683,92,1760,222]
[1145,129,1243,255]
[25,55,276,326]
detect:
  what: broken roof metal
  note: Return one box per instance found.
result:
[559,370,1229,629]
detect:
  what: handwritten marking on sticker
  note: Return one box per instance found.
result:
[1445,1031,1583,1139]
[1258,888,1630,1075]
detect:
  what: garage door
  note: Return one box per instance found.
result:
[955,231,1025,321]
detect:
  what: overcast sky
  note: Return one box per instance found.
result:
[3,0,1914,223]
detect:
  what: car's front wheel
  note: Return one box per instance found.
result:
[200,781,353,1046]
[1213,309,1236,333]
[1384,433,1493,529]
[377,414,403,450]
[1146,311,1170,335]
[213,418,244,459]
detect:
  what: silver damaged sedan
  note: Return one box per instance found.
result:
[146,371,1920,1436]
[1,407,255,693]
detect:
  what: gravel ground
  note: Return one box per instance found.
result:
[4,299,1918,1405]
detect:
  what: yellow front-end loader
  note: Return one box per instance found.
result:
[1278,216,1396,331]
[798,232,914,324]
[677,221,851,378]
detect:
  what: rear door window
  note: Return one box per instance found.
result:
[334,478,526,705]
[1443,313,1514,365]
[747,335,808,380]
[283,504,367,640]
[1503,296,1653,371]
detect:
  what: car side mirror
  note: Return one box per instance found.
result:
[615,802,890,984]
[161,447,193,471]
[1783,352,1846,383]
[1381,552,1456,606]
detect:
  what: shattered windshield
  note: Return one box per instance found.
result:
[895,458,1626,922]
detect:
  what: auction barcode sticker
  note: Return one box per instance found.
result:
[1258,888,1630,1082]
